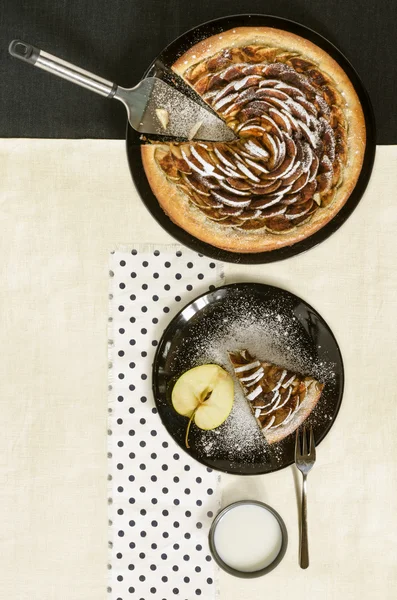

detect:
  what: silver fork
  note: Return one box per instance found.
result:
[295,425,316,569]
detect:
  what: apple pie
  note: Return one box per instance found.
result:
[229,349,324,444]
[142,26,366,253]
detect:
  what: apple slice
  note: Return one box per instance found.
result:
[172,364,234,448]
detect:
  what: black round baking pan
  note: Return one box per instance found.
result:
[127,14,376,264]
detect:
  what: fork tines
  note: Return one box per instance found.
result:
[295,425,316,462]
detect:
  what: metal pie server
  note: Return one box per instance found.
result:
[9,40,236,142]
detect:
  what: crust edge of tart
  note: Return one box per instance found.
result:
[263,379,323,445]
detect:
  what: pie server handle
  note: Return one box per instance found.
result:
[9,39,117,98]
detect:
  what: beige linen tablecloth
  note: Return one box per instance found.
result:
[1,139,396,600]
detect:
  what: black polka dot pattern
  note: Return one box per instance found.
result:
[108,246,222,599]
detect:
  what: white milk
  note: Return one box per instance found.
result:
[214,504,283,572]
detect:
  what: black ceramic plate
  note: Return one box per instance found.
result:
[127,14,376,264]
[152,282,344,475]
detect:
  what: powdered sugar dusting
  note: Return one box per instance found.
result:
[166,287,341,473]
[146,79,235,141]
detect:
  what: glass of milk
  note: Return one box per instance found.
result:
[209,500,288,577]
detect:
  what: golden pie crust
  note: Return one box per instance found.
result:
[142,27,366,253]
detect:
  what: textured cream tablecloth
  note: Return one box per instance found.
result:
[1,140,396,600]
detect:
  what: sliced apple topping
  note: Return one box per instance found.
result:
[171,364,234,448]
[155,108,169,130]
[188,120,203,140]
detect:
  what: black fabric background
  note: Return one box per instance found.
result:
[1,0,396,143]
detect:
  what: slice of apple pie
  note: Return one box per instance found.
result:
[229,349,324,444]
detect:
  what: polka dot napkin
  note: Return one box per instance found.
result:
[108,245,225,600]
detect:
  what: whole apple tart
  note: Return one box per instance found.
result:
[142,27,366,253]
